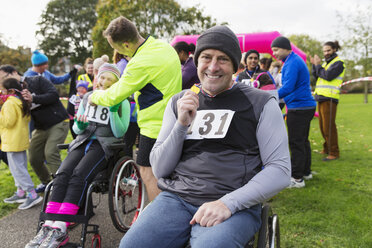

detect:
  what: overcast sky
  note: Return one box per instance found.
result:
[0,0,370,50]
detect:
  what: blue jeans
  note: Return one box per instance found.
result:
[120,191,261,248]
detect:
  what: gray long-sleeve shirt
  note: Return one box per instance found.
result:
[150,91,291,214]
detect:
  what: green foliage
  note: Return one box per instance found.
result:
[92,0,219,59]
[0,39,32,72]
[36,0,99,66]
[288,34,323,86]
[288,34,323,58]
[336,4,372,76]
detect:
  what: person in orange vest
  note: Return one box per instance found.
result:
[310,41,345,161]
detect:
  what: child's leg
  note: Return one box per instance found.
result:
[7,151,43,210]
[48,145,86,203]
[7,151,34,193]
[46,141,105,232]
[61,140,107,207]
[42,146,86,226]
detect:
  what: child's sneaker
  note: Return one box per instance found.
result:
[3,192,26,203]
[39,228,69,248]
[18,195,42,210]
[288,177,305,188]
[25,225,52,248]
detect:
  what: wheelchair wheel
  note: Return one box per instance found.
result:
[91,234,101,248]
[257,204,270,248]
[269,214,280,248]
[108,156,145,233]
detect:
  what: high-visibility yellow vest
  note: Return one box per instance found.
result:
[77,74,93,88]
[314,56,345,100]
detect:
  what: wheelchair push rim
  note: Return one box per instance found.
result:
[109,157,145,232]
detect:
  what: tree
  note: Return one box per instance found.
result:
[288,34,323,85]
[336,4,372,76]
[0,38,32,73]
[336,3,372,102]
[36,0,98,66]
[92,0,220,59]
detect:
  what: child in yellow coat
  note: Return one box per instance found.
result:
[0,78,42,210]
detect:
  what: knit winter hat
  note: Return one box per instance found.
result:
[31,50,48,65]
[93,54,109,71]
[97,63,121,80]
[76,80,89,90]
[194,26,241,72]
[271,36,292,50]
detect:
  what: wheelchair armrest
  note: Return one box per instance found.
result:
[57,144,70,150]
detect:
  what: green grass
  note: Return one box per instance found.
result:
[272,93,372,247]
[1,95,372,247]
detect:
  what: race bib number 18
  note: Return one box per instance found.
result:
[186,110,235,140]
[85,104,110,125]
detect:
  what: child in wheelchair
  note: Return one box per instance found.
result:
[25,63,131,248]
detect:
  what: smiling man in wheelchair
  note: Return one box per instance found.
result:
[25,64,130,248]
[120,26,291,248]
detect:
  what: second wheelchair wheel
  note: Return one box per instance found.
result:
[108,156,145,233]
[257,204,271,248]
[269,214,280,248]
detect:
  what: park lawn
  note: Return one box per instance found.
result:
[272,93,372,247]
[0,94,371,247]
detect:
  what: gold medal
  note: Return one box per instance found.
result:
[191,85,200,94]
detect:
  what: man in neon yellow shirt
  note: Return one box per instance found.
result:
[88,16,182,201]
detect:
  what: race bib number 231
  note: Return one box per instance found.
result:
[186,110,235,140]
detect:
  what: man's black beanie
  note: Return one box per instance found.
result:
[271,36,292,50]
[194,26,241,72]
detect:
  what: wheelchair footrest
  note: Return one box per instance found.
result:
[39,212,94,224]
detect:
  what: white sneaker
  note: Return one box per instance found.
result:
[303,174,313,180]
[288,178,305,188]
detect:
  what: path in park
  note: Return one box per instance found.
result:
[0,193,127,248]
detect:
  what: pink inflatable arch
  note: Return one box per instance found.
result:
[170,31,307,62]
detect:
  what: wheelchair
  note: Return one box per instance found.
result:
[245,203,280,248]
[36,142,146,248]
[182,203,279,248]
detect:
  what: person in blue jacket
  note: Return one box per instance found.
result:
[24,50,78,140]
[24,50,76,85]
[271,36,316,189]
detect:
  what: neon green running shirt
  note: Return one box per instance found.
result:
[91,36,182,139]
